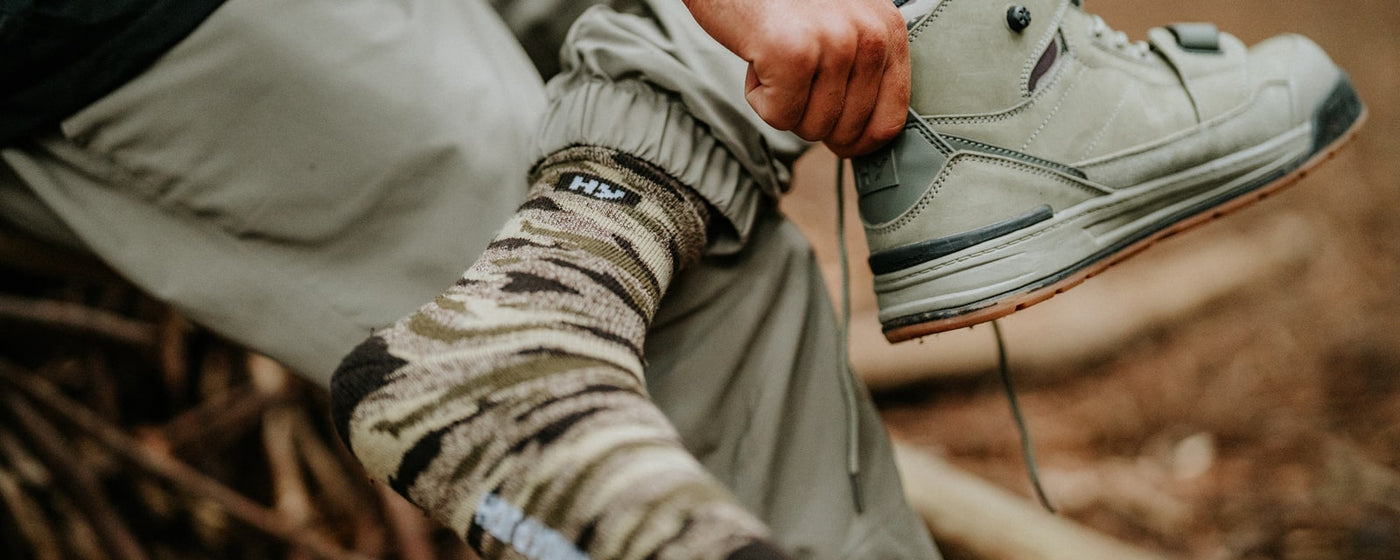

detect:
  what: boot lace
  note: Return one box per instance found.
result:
[836,159,1055,514]
[1089,14,1150,58]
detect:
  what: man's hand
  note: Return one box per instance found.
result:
[685,0,910,157]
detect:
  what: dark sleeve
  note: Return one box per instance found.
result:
[0,0,226,145]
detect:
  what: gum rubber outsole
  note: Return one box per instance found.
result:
[883,105,1368,343]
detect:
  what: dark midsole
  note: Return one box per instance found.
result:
[883,76,1365,332]
[869,205,1054,275]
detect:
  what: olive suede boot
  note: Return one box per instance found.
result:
[857,0,1365,340]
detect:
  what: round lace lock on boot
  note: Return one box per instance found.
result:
[1006,6,1032,33]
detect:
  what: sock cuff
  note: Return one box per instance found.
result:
[530,145,711,269]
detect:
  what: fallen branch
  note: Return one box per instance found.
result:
[379,485,437,560]
[3,393,148,560]
[893,441,1172,560]
[0,294,156,347]
[159,385,271,458]
[0,469,62,560]
[0,228,123,284]
[0,359,373,560]
[159,311,192,408]
[290,407,365,519]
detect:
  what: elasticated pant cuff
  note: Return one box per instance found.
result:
[534,77,775,255]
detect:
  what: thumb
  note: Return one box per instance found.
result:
[743,62,807,131]
[744,64,774,120]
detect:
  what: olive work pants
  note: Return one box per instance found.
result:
[0,0,939,557]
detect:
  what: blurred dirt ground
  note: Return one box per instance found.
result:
[781,1,1400,558]
[0,1,1397,559]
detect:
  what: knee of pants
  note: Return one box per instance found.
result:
[48,0,547,245]
[642,211,837,460]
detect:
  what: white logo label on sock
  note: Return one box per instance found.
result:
[476,493,591,560]
[556,173,640,205]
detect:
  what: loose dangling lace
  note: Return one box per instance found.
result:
[992,320,1057,514]
[835,157,1054,514]
[835,158,864,514]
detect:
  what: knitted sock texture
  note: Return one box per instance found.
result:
[331,146,785,560]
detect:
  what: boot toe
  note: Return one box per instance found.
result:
[1249,34,1344,124]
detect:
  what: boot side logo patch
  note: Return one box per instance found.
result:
[854,150,900,196]
[556,173,641,206]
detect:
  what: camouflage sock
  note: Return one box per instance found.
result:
[331,146,786,560]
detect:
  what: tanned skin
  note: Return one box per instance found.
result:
[684,0,911,157]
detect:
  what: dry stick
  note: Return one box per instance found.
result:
[348,507,390,559]
[309,412,394,557]
[893,442,1169,560]
[159,311,191,408]
[0,469,63,560]
[55,491,111,560]
[0,429,64,560]
[0,228,124,284]
[251,355,318,560]
[0,294,156,347]
[86,347,121,421]
[0,427,52,486]
[0,360,374,560]
[3,393,149,560]
[264,405,316,529]
[378,485,437,560]
[160,385,272,455]
[288,408,365,519]
[197,342,237,409]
